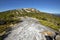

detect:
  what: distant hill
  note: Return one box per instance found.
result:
[55,14,60,17]
[0,8,60,36]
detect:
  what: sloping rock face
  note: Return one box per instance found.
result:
[4,17,56,40]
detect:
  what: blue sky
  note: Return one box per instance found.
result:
[0,0,60,14]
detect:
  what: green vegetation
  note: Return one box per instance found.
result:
[0,10,20,36]
[0,37,3,40]
[0,9,60,38]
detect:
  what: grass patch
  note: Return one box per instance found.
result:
[39,20,59,31]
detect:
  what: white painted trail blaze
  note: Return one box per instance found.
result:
[4,17,55,40]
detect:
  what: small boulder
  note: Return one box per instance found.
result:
[56,35,60,40]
